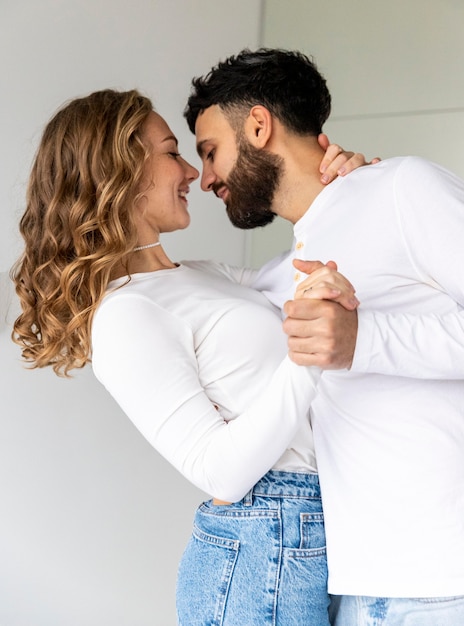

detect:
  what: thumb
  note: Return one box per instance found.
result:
[317,133,330,150]
[293,259,330,275]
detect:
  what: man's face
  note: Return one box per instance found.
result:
[195,105,283,229]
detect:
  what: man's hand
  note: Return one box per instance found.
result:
[283,298,358,369]
[284,259,358,369]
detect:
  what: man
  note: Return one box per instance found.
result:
[184,48,464,625]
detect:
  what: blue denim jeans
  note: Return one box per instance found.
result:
[176,470,329,625]
[330,594,464,626]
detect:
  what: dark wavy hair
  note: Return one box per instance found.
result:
[184,47,331,136]
[11,89,153,376]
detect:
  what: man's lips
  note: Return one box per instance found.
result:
[214,186,229,203]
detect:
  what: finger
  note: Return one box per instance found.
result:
[297,286,359,310]
[287,329,356,369]
[320,143,347,175]
[293,259,340,274]
[296,265,356,294]
[295,284,359,310]
[292,258,327,274]
[332,152,367,178]
[338,153,383,176]
[284,298,328,324]
[288,344,336,369]
[330,291,359,310]
[283,298,316,320]
[296,273,347,295]
[287,336,339,369]
[284,297,342,322]
[288,350,322,367]
[295,285,342,300]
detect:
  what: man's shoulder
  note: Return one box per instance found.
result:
[380,156,464,194]
[375,155,457,178]
[343,156,463,196]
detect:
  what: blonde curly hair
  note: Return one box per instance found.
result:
[11,89,153,376]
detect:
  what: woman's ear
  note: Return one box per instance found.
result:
[243,105,273,148]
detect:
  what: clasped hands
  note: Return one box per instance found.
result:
[283,259,359,370]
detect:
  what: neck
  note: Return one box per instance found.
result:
[270,135,326,225]
[110,243,177,280]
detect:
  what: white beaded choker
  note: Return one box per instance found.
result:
[133,241,161,252]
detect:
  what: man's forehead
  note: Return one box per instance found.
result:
[195,105,225,134]
[195,105,232,153]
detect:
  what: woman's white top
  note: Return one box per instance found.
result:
[91,261,319,502]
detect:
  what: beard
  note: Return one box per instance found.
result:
[215,139,284,229]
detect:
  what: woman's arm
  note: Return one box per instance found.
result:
[91,293,319,502]
[92,266,358,502]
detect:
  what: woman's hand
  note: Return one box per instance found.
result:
[285,259,359,368]
[293,259,359,311]
[318,133,381,185]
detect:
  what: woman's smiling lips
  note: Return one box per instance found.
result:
[178,188,190,204]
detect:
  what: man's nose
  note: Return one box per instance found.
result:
[200,165,215,192]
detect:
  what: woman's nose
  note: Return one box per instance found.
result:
[183,158,199,182]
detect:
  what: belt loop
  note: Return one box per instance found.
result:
[243,488,253,506]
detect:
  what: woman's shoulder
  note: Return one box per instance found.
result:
[181,259,257,286]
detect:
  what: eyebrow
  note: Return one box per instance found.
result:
[161,134,178,146]
[196,139,209,158]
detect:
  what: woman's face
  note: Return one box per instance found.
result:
[137,111,199,234]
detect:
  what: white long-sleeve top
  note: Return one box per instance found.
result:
[91,261,319,503]
[253,157,464,597]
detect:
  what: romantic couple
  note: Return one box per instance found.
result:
[12,48,464,625]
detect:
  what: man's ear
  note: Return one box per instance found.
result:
[243,105,273,148]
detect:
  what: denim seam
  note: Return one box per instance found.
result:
[200,506,280,519]
[213,542,239,625]
[285,547,327,558]
[416,595,464,603]
[252,492,321,500]
[191,524,240,550]
[272,499,283,625]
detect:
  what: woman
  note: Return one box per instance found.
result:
[12,89,362,625]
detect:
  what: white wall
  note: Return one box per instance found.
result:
[0,2,263,624]
[3,2,464,623]
[250,0,464,266]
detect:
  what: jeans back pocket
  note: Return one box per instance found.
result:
[176,525,239,625]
